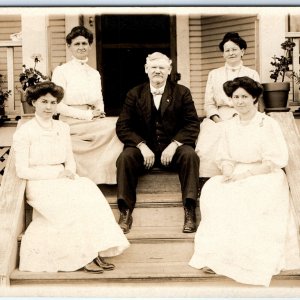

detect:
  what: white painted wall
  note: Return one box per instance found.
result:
[21,14,49,76]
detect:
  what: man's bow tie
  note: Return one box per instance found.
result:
[151,88,164,95]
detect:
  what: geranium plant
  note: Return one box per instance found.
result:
[269,39,296,82]
[19,54,49,91]
[0,74,12,117]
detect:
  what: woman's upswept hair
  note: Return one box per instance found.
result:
[223,76,263,104]
[66,26,93,45]
[25,81,64,106]
[219,32,247,52]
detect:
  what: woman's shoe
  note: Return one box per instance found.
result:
[83,260,104,273]
[202,267,215,274]
[95,256,115,271]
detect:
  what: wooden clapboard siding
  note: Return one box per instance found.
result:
[189,14,259,117]
[0,15,22,114]
[48,15,66,78]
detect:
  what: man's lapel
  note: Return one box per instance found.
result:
[138,83,152,124]
[160,82,172,117]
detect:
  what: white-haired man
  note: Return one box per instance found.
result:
[116,52,200,234]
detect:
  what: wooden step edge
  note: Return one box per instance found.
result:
[126,226,195,240]
[17,235,194,243]
[18,227,195,243]
[8,262,225,282]
[9,262,300,284]
[109,202,184,209]
[105,193,183,204]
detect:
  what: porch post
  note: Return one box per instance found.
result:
[21,14,49,78]
[176,15,190,88]
[258,12,287,84]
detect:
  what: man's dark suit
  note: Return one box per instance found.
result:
[116,80,200,214]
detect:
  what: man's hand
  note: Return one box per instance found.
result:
[139,143,155,169]
[161,141,178,166]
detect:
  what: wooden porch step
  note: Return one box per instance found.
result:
[105,192,183,205]
[10,261,300,285]
[111,206,200,228]
[126,225,195,241]
[18,226,195,243]
[9,262,223,284]
[25,197,200,229]
[99,168,181,196]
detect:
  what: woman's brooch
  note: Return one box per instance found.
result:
[259,117,265,127]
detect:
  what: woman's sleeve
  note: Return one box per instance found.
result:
[204,71,220,118]
[56,101,93,120]
[52,66,93,120]
[63,123,76,173]
[261,118,288,168]
[215,123,236,171]
[13,126,61,180]
[93,72,105,112]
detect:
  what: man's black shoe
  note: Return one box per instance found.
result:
[118,209,133,234]
[183,206,196,233]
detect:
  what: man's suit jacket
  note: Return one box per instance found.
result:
[116,81,200,149]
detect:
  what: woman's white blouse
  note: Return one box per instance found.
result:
[13,118,76,180]
[52,59,104,120]
[204,65,260,118]
[216,112,289,170]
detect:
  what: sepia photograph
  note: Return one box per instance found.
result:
[0,5,300,297]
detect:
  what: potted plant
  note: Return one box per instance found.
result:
[262,39,296,111]
[18,54,49,114]
[0,74,12,124]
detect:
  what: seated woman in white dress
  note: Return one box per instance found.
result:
[195,32,260,188]
[51,25,123,184]
[13,81,130,273]
[189,76,300,286]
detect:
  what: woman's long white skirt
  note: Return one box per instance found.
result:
[189,166,300,286]
[60,116,124,184]
[20,176,129,272]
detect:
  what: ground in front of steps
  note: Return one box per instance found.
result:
[1,279,300,297]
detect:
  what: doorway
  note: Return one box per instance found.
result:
[95,14,177,116]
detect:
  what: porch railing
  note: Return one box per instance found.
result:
[0,40,22,114]
[285,32,300,104]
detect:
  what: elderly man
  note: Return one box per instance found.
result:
[116,52,200,234]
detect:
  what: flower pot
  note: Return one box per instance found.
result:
[0,104,5,116]
[20,90,35,114]
[0,104,8,125]
[262,82,290,110]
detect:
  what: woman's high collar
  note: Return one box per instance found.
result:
[225,61,243,71]
[71,56,89,65]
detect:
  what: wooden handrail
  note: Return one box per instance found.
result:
[0,148,26,286]
[270,112,300,233]
[0,116,30,286]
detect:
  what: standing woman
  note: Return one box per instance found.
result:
[189,77,300,286]
[52,25,123,184]
[13,82,129,273]
[196,32,260,183]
